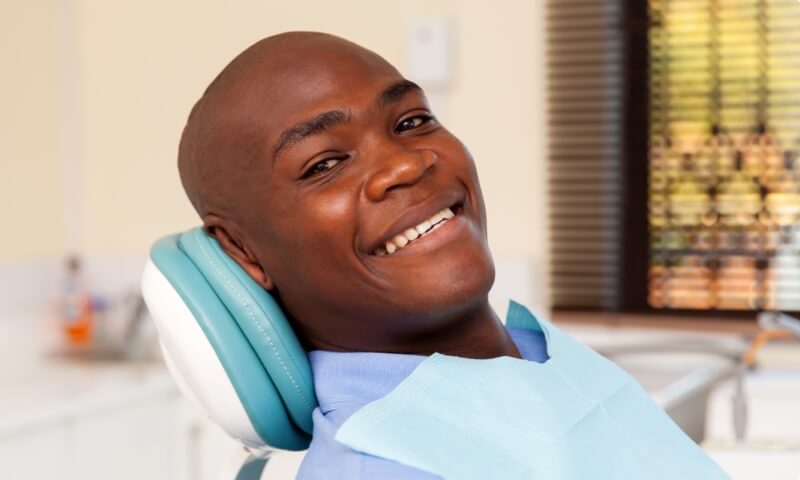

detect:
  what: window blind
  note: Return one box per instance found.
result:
[547,0,627,309]
[648,0,800,312]
[548,0,800,313]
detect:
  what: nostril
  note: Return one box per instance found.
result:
[421,149,438,167]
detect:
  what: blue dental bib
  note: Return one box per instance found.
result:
[334,301,729,479]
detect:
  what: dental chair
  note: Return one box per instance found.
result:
[140,228,317,479]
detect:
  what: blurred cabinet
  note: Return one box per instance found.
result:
[0,391,183,480]
[70,395,182,480]
[0,423,69,480]
[0,380,245,480]
[0,375,303,480]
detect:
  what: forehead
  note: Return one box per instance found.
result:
[225,40,404,151]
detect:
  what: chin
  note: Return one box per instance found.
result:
[403,246,496,320]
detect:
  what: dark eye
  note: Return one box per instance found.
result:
[395,114,435,133]
[303,157,344,178]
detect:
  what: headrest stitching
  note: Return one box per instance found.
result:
[195,235,314,410]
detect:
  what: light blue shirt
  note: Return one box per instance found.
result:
[295,320,549,480]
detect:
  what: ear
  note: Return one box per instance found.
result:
[202,216,275,291]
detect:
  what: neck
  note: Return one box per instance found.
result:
[400,302,521,359]
[304,300,522,359]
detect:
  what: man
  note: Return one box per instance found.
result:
[178,32,727,479]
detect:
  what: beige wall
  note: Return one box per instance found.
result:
[0,2,63,260]
[4,0,548,285]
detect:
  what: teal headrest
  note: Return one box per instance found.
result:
[148,227,317,450]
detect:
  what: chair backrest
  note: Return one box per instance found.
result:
[141,227,317,453]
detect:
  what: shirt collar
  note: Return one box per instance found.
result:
[308,301,547,415]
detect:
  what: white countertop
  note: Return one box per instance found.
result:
[0,359,175,437]
[0,309,177,437]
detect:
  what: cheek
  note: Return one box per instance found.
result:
[294,190,354,245]
[453,141,482,188]
[278,188,370,322]
[281,188,361,290]
[440,138,488,229]
[311,191,353,229]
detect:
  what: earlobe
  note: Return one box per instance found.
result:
[202,218,275,291]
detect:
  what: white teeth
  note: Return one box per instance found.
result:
[374,207,456,256]
[416,221,432,235]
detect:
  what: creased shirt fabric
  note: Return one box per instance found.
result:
[295,318,548,480]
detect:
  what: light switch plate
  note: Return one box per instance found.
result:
[408,16,453,88]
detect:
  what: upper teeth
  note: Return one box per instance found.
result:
[374,207,455,256]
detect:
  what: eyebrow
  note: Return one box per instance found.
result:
[272,80,425,162]
[272,110,352,161]
[379,79,423,108]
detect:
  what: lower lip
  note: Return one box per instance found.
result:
[375,213,469,258]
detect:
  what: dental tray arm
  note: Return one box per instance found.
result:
[744,311,800,367]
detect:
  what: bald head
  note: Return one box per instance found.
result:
[178,32,398,221]
[172,31,505,357]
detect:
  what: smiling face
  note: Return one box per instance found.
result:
[183,33,495,353]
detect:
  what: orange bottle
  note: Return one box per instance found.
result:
[63,256,93,346]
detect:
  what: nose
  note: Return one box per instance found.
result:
[364,147,437,202]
